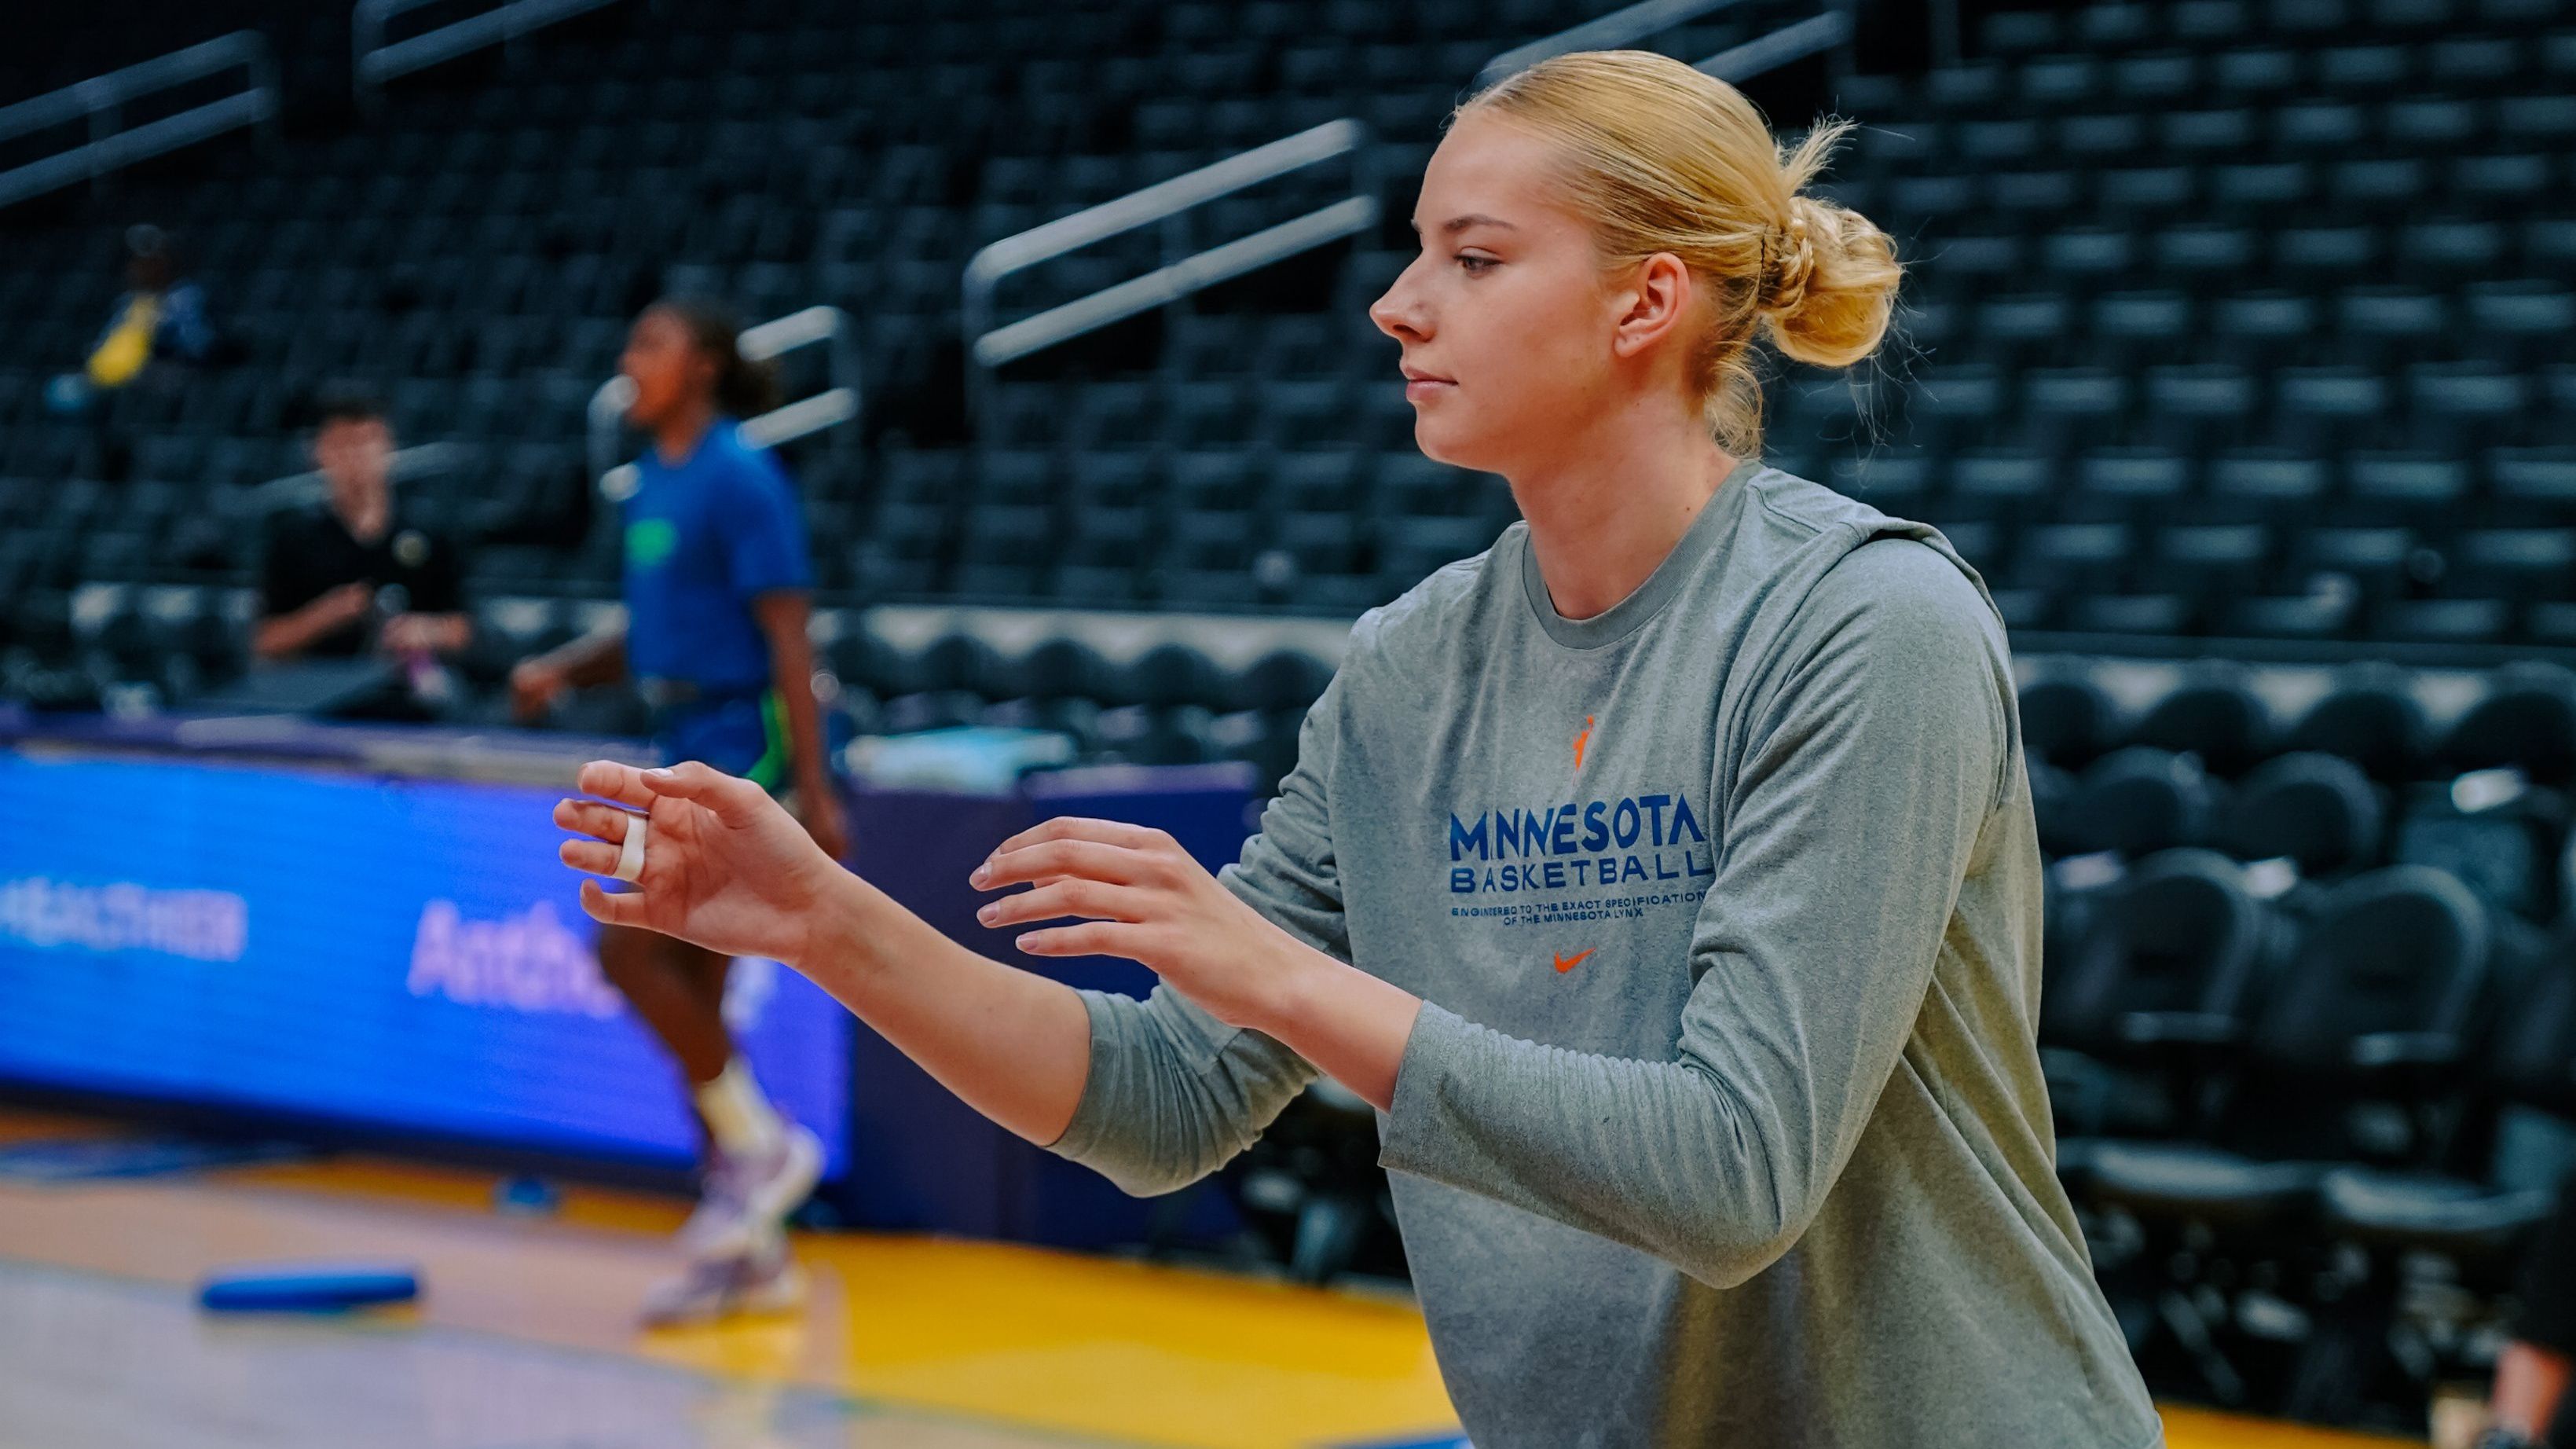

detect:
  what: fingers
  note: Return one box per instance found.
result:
[977,878,1141,930]
[554,799,636,878]
[578,878,652,927]
[559,838,622,875]
[553,798,639,844]
[577,760,659,809]
[1013,921,1145,959]
[644,759,768,824]
[574,758,763,823]
[989,816,1171,857]
[975,838,1156,891]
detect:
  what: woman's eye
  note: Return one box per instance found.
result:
[1456,254,1497,275]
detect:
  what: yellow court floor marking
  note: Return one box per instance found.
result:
[2161,1403,2425,1449]
[669,1234,1459,1449]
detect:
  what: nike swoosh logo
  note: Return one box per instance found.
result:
[1553,948,1596,974]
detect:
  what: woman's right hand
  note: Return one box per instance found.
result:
[315,581,376,629]
[554,760,845,967]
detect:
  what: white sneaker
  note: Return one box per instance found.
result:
[676,1123,824,1260]
[638,1235,806,1329]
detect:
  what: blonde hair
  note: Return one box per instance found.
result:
[1459,50,1901,456]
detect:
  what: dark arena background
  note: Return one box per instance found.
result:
[2,0,2573,1445]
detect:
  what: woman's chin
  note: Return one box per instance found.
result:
[1411,415,1498,472]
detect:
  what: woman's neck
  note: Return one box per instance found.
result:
[653,400,718,467]
[1508,401,1739,622]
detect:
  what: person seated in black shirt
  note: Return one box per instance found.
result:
[255,387,471,708]
[2481,1176,2576,1447]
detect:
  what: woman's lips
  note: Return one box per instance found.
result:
[1402,366,1456,402]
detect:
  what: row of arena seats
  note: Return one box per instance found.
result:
[966,363,2576,457]
[2019,660,2576,782]
[23,427,2576,643]
[1830,446,2576,525]
[2024,659,2576,925]
[1871,46,2574,116]
[1977,0,2570,51]
[0,468,592,600]
[27,472,2576,649]
[1845,103,2576,167]
[0,585,1343,793]
[2017,654,2576,1423]
[2043,843,2576,1427]
[1887,285,2572,376]
[499,603,1342,794]
[1869,221,2576,302]
[28,584,2576,761]
[22,573,2576,815]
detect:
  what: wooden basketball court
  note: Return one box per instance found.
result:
[0,1110,2424,1449]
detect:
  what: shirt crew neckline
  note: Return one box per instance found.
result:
[648,415,736,473]
[1518,462,1764,650]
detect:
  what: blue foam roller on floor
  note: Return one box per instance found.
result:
[492,1173,560,1216]
[197,1263,421,1313]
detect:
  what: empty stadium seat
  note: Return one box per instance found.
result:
[2070,747,2230,857]
[2042,848,2273,1137]
[2219,751,2386,879]
[2131,673,2276,776]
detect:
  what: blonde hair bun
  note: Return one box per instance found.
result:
[1464,50,1902,452]
[1766,189,1899,371]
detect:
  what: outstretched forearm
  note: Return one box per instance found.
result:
[253,592,357,661]
[794,871,1095,1146]
[251,612,318,662]
[540,627,628,688]
[561,756,1091,1143]
[797,860,1333,1189]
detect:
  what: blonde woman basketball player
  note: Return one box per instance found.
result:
[556,52,2162,1447]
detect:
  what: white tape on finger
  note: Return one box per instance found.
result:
[614,810,649,882]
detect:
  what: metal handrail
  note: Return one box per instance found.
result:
[589,304,863,501]
[1698,8,1854,82]
[1476,0,1855,90]
[1477,0,1753,88]
[973,198,1377,371]
[0,31,279,210]
[961,119,1377,421]
[354,0,628,112]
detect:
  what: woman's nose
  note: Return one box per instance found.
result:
[1369,258,1429,342]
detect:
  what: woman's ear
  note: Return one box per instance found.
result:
[1609,251,1695,359]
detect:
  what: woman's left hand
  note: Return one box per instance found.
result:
[971,816,1324,1033]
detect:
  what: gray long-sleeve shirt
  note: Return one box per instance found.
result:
[1048,466,2164,1448]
